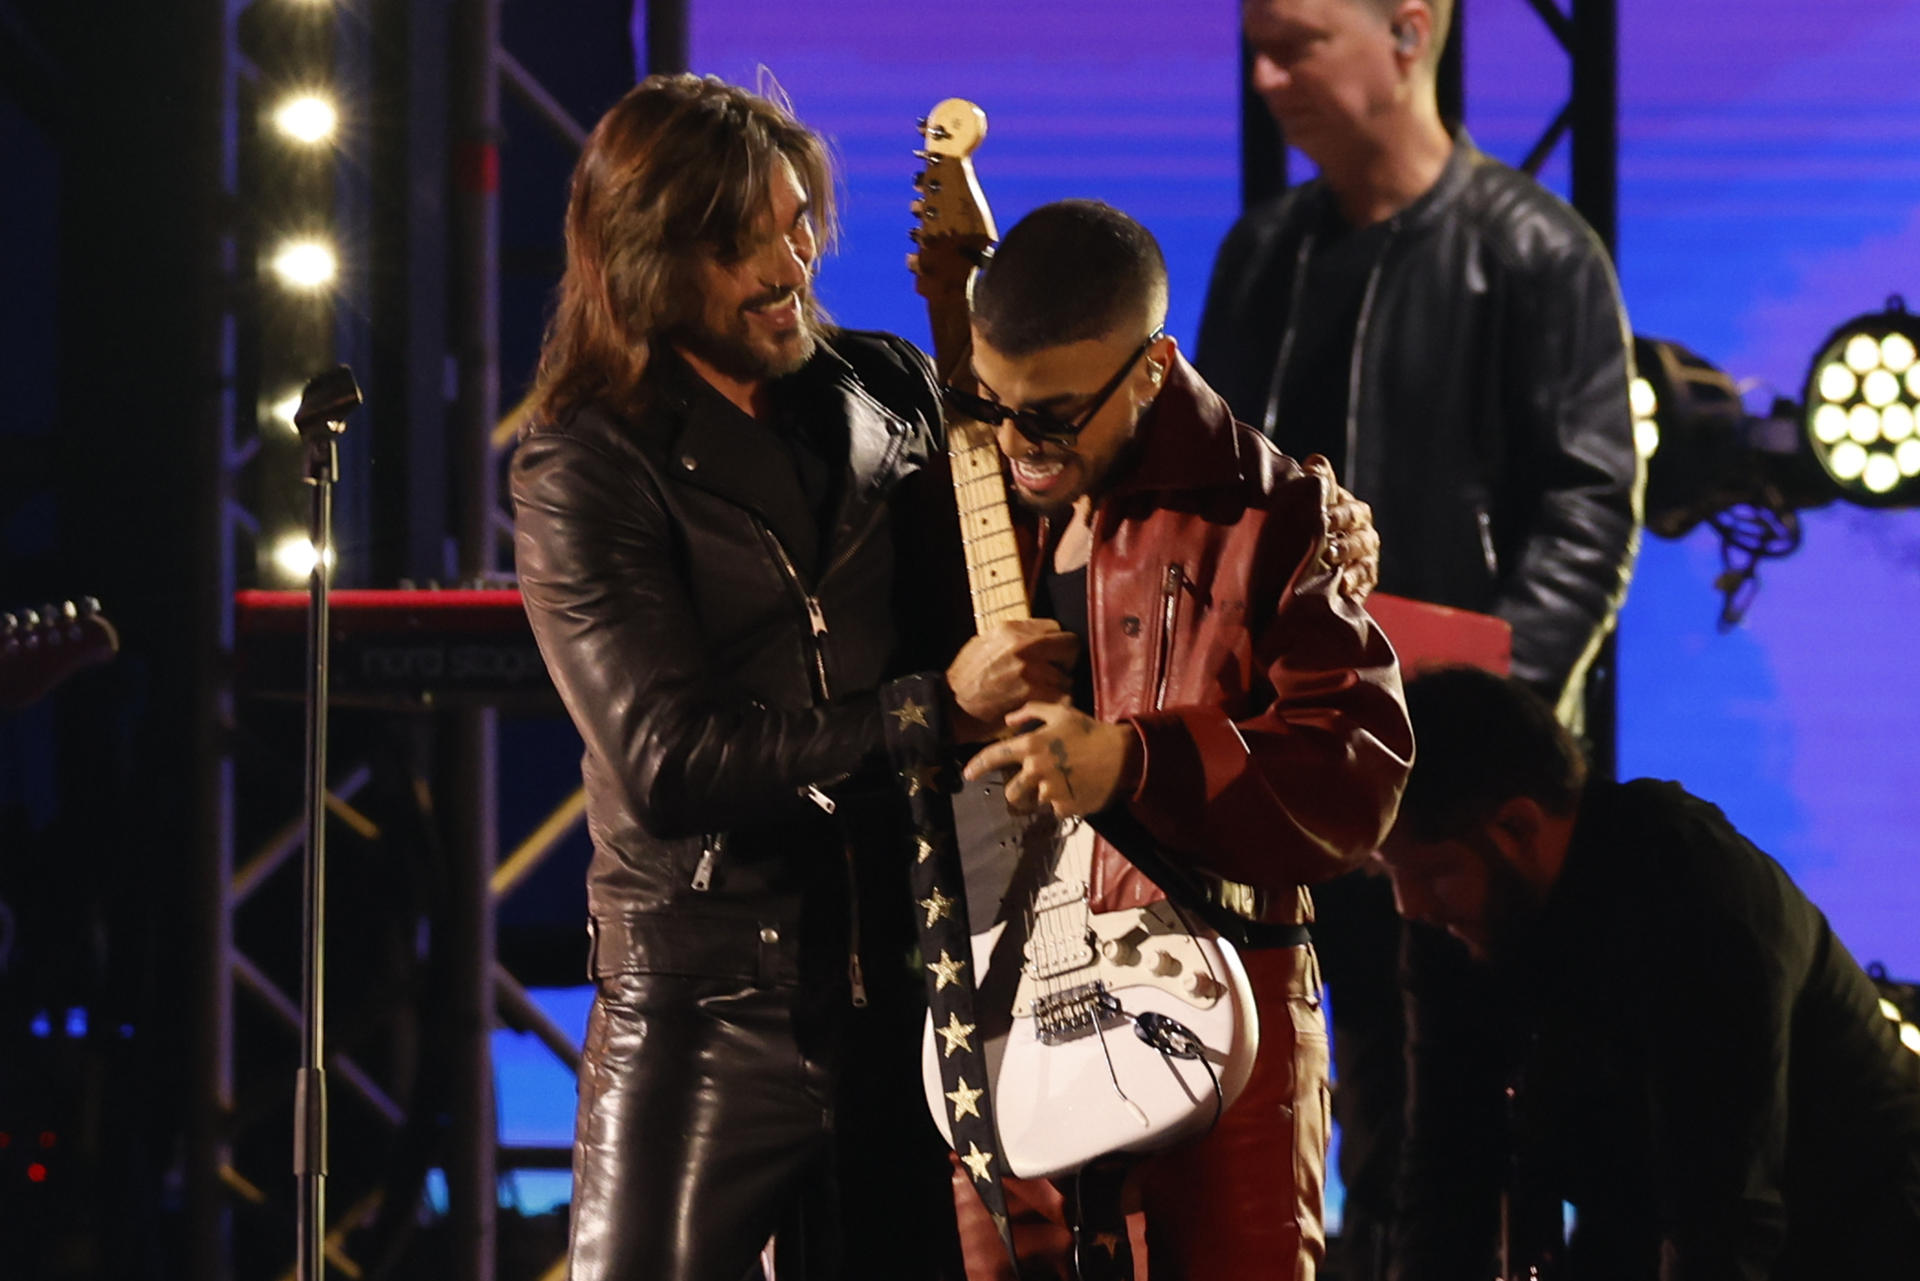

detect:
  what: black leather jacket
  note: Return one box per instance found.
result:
[511,331,964,990]
[1197,132,1643,710]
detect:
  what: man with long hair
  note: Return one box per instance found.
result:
[512,74,1030,1280]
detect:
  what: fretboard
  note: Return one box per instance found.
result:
[947,416,1031,630]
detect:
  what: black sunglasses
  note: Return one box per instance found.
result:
[941,329,1165,447]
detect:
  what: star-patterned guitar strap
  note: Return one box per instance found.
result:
[880,672,1020,1269]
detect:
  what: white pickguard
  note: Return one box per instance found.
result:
[921,778,1261,1180]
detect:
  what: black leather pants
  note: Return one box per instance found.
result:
[567,969,962,1281]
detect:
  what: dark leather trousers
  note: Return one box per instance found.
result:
[567,970,962,1281]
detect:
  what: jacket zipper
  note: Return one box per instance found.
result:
[1344,221,1402,492]
[757,522,833,702]
[1260,232,1318,438]
[1476,507,1499,577]
[691,833,723,891]
[1153,562,1183,710]
[842,841,868,1008]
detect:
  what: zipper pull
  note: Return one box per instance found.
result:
[804,595,827,636]
[691,840,719,891]
[848,953,869,1008]
[802,784,838,814]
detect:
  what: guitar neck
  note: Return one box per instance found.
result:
[948,417,1032,630]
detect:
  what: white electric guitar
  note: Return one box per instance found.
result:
[908,99,1259,1181]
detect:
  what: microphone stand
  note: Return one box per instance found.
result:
[290,365,362,1281]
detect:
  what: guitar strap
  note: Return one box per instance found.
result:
[880,672,1021,1269]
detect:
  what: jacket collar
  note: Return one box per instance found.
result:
[1102,353,1249,502]
[1297,125,1483,238]
[644,336,913,577]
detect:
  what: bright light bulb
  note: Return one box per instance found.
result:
[1819,362,1857,403]
[1863,368,1900,408]
[1629,377,1657,420]
[1634,418,1660,459]
[1863,452,1900,494]
[1907,366,1920,401]
[273,93,338,144]
[1848,405,1881,443]
[271,239,337,289]
[1882,333,1917,374]
[1899,439,1920,477]
[1844,333,1881,373]
[1882,403,1915,443]
[1903,1023,1920,1056]
[273,537,335,579]
[1884,998,1905,1022]
[271,391,303,432]
[1829,441,1868,480]
[1812,404,1849,444]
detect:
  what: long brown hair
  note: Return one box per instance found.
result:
[528,73,837,427]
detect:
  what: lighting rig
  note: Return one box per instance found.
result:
[1634,296,1920,626]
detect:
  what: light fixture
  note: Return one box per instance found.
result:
[272,536,335,580]
[272,92,338,145]
[1802,297,1920,505]
[271,238,338,290]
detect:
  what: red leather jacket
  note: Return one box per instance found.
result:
[1057,356,1413,921]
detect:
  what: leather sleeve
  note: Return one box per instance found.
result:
[511,428,885,841]
[1496,239,1644,711]
[1121,470,1414,889]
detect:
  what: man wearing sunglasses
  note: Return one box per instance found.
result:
[941,199,1414,1279]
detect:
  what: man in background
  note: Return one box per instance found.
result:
[1377,666,1920,1280]
[1196,3,1643,1268]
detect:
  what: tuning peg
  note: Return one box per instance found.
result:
[926,179,943,194]
[2,614,16,638]
[908,227,922,244]
[19,609,40,631]
[78,597,100,617]
[926,124,951,141]
[915,116,928,130]
[906,252,920,274]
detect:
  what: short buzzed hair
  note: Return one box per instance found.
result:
[970,199,1168,358]
[1348,0,1455,66]
[1397,667,1587,842]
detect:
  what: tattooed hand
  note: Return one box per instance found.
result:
[960,700,1142,818]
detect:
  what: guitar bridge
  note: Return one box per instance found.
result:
[1032,982,1126,1045]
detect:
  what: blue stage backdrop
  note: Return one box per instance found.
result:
[491,0,1920,1221]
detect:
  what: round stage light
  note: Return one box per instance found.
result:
[1848,404,1880,443]
[273,93,338,145]
[271,239,337,290]
[1802,298,1920,506]
[1883,403,1915,443]
[272,536,335,580]
[1811,404,1848,444]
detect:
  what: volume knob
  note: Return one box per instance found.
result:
[1149,950,1182,977]
[1183,971,1219,1000]
[1100,937,1140,967]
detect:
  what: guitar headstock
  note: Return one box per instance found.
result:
[0,597,120,712]
[909,98,998,368]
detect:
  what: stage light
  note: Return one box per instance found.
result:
[272,536,335,579]
[272,93,337,144]
[271,391,303,432]
[271,238,337,290]
[1802,298,1920,506]
[1629,376,1660,457]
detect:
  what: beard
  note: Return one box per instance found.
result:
[671,286,818,385]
